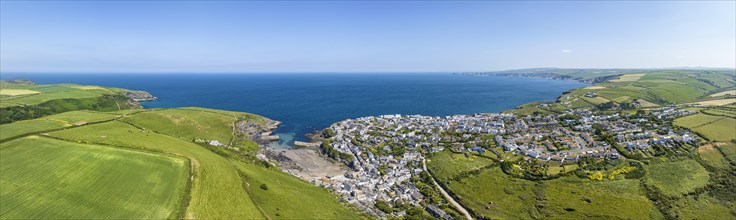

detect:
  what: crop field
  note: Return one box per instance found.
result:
[710,90,736,97]
[427,150,495,181]
[234,161,361,219]
[120,108,237,145]
[543,176,660,219]
[0,84,120,107]
[0,136,188,219]
[0,110,125,141]
[610,73,646,82]
[0,89,40,96]
[47,121,263,219]
[0,119,68,141]
[694,98,736,107]
[645,159,710,197]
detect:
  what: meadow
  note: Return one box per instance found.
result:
[427,150,495,182]
[44,111,358,219]
[48,121,264,219]
[645,159,710,197]
[0,110,128,141]
[0,136,188,219]
[675,113,736,142]
[233,161,362,219]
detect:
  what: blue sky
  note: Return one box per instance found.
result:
[1,1,734,72]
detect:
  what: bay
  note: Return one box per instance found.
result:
[1,73,587,147]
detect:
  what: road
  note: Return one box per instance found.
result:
[423,159,473,220]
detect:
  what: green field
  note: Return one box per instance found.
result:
[234,161,362,219]
[428,150,495,182]
[508,70,736,114]
[0,84,121,107]
[44,113,358,219]
[645,160,710,197]
[446,167,660,219]
[448,167,538,219]
[675,113,736,142]
[543,176,660,219]
[120,108,240,145]
[47,121,264,219]
[672,194,734,219]
[0,136,189,219]
[697,144,729,169]
[0,110,128,141]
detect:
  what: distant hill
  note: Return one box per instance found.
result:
[463,68,736,84]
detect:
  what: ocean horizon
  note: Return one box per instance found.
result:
[0,72,587,147]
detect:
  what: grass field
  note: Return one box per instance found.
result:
[120,108,238,144]
[0,110,125,141]
[543,176,661,219]
[448,167,537,219]
[234,161,362,219]
[0,84,127,108]
[672,194,734,219]
[676,113,736,142]
[428,150,495,182]
[447,167,660,219]
[697,144,729,169]
[0,136,189,219]
[47,121,263,219]
[645,159,710,197]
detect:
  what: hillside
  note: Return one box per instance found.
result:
[504,69,736,115]
[0,83,363,219]
[0,80,155,124]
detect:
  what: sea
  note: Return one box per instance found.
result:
[1,73,587,148]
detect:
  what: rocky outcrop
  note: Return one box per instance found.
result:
[124,91,157,101]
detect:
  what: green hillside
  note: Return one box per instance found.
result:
[0,83,362,219]
[0,81,142,124]
[0,136,189,219]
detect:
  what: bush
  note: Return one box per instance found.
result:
[260,184,268,190]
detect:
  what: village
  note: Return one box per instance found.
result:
[316,106,699,218]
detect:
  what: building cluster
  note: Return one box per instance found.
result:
[317,108,697,218]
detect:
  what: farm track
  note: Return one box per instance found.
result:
[423,159,473,220]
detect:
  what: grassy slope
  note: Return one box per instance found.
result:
[0,136,188,219]
[0,110,126,140]
[427,150,495,182]
[0,84,120,107]
[543,176,660,219]
[645,159,710,197]
[506,70,736,114]
[675,113,736,142]
[120,108,239,144]
[45,108,359,219]
[47,121,264,219]
[233,161,362,219]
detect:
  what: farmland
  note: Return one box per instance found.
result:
[506,69,736,114]
[0,136,189,219]
[44,115,359,219]
[48,121,265,219]
[675,112,736,142]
